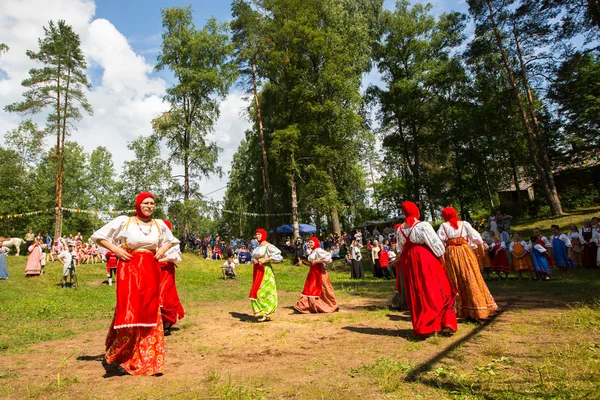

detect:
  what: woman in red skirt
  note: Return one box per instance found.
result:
[91,192,179,376]
[158,220,185,335]
[490,236,511,280]
[294,236,338,313]
[395,202,457,337]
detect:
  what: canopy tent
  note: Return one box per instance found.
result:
[276,224,317,234]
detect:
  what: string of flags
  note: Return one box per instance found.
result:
[216,208,293,217]
[0,208,135,220]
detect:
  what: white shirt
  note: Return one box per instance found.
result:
[308,247,332,264]
[396,222,445,258]
[568,231,585,243]
[163,245,182,263]
[550,234,572,248]
[532,243,547,253]
[437,221,483,244]
[91,216,179,251]
[509,240,530,252]
[251,243,283,262]
[58,250,73,268]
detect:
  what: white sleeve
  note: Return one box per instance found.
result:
[578,229,587,244]
[90,216,128,246]
[156,220,180,247]
[437,224,448,242]
[500,241,506,250]
[395,228,405,255]
[315,248,332,263]
[542,237,552,248]
[560,234,572,247]
[420,223,446,258]
[464,222,483,245]
[534,244,547,253]
[523,241,531,252]
[266,244,283,262]
[509,242,515,252]
[163,245,182,263]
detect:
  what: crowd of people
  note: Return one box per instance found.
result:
[2,194,599,378]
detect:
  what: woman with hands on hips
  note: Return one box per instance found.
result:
[91,192,179,376]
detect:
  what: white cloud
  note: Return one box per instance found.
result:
[0,0,249,205]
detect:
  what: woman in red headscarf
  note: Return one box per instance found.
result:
[396,201,457,337]
[158,220,185,335]
[91,192,180,376]
[294,236,338,313]
[438,207,498,321]
[249,228,283,321]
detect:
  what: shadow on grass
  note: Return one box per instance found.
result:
[76,354,128,378]
[342,326,415,340]
[229,312,255,322]
[404,310,505,382]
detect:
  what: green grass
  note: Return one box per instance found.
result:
[509,206,600,238]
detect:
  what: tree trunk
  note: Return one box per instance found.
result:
[508,152,522,208]
[251,63,278,241]
[290,153,300,240]
[327,168,341,236]
[589,0,600,30]
[512,27,563,215]
[485,0,563,216]
[54,69,62,240]
[425,185,436,221]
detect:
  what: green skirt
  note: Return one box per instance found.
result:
[251,265,277,317]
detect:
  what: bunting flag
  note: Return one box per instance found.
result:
[216,208,293,217]
[0,208,134,220]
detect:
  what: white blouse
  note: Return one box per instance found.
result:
[437,221,483,245]
[251,243,283,262]
[91,215,179,251]
[550,234,572,248]
[509,240,530,252]
[568,232,585,243]
[538,236,552,248]
[396,221,445,258]
[308,247,332,264]
[532,243,547,253]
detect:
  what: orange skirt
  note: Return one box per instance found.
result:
[512,244,534,272]
[475,245,492,271]
[294,271,338,313]
[105,309,165,376]
[444,241,498,320]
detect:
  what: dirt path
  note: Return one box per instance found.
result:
[0,290,593,399]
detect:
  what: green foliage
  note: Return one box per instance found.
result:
[154,7,237,201]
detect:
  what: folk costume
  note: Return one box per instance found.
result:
[294,237,338,314]
[0,247,8,279]
[91,192,179,376]
[438,207,497,321]
[531,243,552,275]
[580,225,597,267]
[567,231,584,267]
[550,234,574,268]
[25,243,43,276]
[396,202,457,337]
[159,220,185,333]
[350,242,364,279]
[509,241,534,272]
[490,241,511,273]
[249,228,283,321]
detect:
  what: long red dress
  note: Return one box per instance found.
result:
[294,247,338,313]
[159,262,185,326]
[400,224,458,336]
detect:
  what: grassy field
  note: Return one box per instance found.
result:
[0,215,599,399]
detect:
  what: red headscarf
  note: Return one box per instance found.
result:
[402,201,420,227]
[255,228,267,242]
[309,236,320,249]
[442,207,460,230]
[134,192,155,217]
[163,220,172,230]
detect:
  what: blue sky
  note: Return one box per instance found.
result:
[0,0,471,204]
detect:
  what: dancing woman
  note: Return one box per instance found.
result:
[294,236,338,313]
[249,228,283,322]
[396,201,457,337]
[91,192,179,376]
[437,207,497,321]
